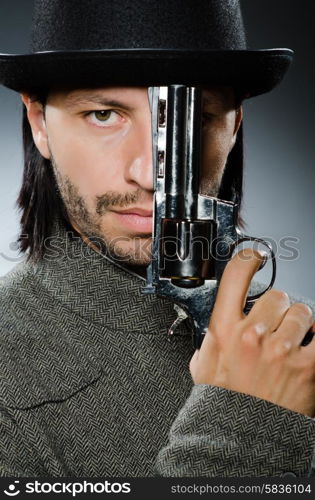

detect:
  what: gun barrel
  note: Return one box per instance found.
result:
[164,85,201,219]
[185,87,202,219]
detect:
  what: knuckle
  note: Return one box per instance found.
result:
[268,289,290,305]
[267,337,293,359]
[290,302,313,319]
[241,325,262,346]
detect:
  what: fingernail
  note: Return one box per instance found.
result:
[254,322,267,336]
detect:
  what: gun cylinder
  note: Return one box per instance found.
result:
[161,85,212,288]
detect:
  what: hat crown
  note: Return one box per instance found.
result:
[31,0,247,53]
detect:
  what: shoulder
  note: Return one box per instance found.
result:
[0,261,102,410]
[0,260,44,334]
[0,260,36,304]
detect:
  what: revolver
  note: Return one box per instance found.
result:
[144,85,276,349]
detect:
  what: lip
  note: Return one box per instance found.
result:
[112,208,153,217]
[111,208,153,233]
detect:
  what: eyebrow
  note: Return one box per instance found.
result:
[63,93,135,111]
[203,93,226,107]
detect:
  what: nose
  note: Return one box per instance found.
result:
[124,107,153,192]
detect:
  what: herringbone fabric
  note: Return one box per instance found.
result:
[0,220,314,477]
[156,385,315,477]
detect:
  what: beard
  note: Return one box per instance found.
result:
[51,154,224,269]
[51,156,153,267]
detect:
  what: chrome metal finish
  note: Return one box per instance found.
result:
[144,86,276,349]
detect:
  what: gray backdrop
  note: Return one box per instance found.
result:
[0,0,314,300]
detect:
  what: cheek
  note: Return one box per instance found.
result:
[46,112,132,202]
[201,115,236,180]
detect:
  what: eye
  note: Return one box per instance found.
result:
[202,112,216,123]
[86,110,121,128]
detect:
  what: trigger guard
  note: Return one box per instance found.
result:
[229,236,276,302]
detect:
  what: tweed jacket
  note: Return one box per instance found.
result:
[0,221,315,477]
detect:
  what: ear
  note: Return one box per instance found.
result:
[21,93,51,159]
[229,106,243,152]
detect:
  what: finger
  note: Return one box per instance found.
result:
[242,288,290,334]
[199,327,218,355]
[211,248,265,326]
[189,349,199,378]
[192,327,219,382]
[273,303,314,350]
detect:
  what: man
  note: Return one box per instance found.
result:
[0,0,314,477]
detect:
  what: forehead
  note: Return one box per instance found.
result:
[47,86,235,108]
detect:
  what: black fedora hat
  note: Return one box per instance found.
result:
[0,0,293,97]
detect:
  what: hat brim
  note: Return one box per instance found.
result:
[0,48,293,98]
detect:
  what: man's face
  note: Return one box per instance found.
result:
[23,86,242,266]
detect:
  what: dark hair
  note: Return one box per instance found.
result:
[17,104,70,261]
[17,95,244,261]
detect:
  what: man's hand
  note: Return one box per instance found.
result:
[189,249,315,417]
